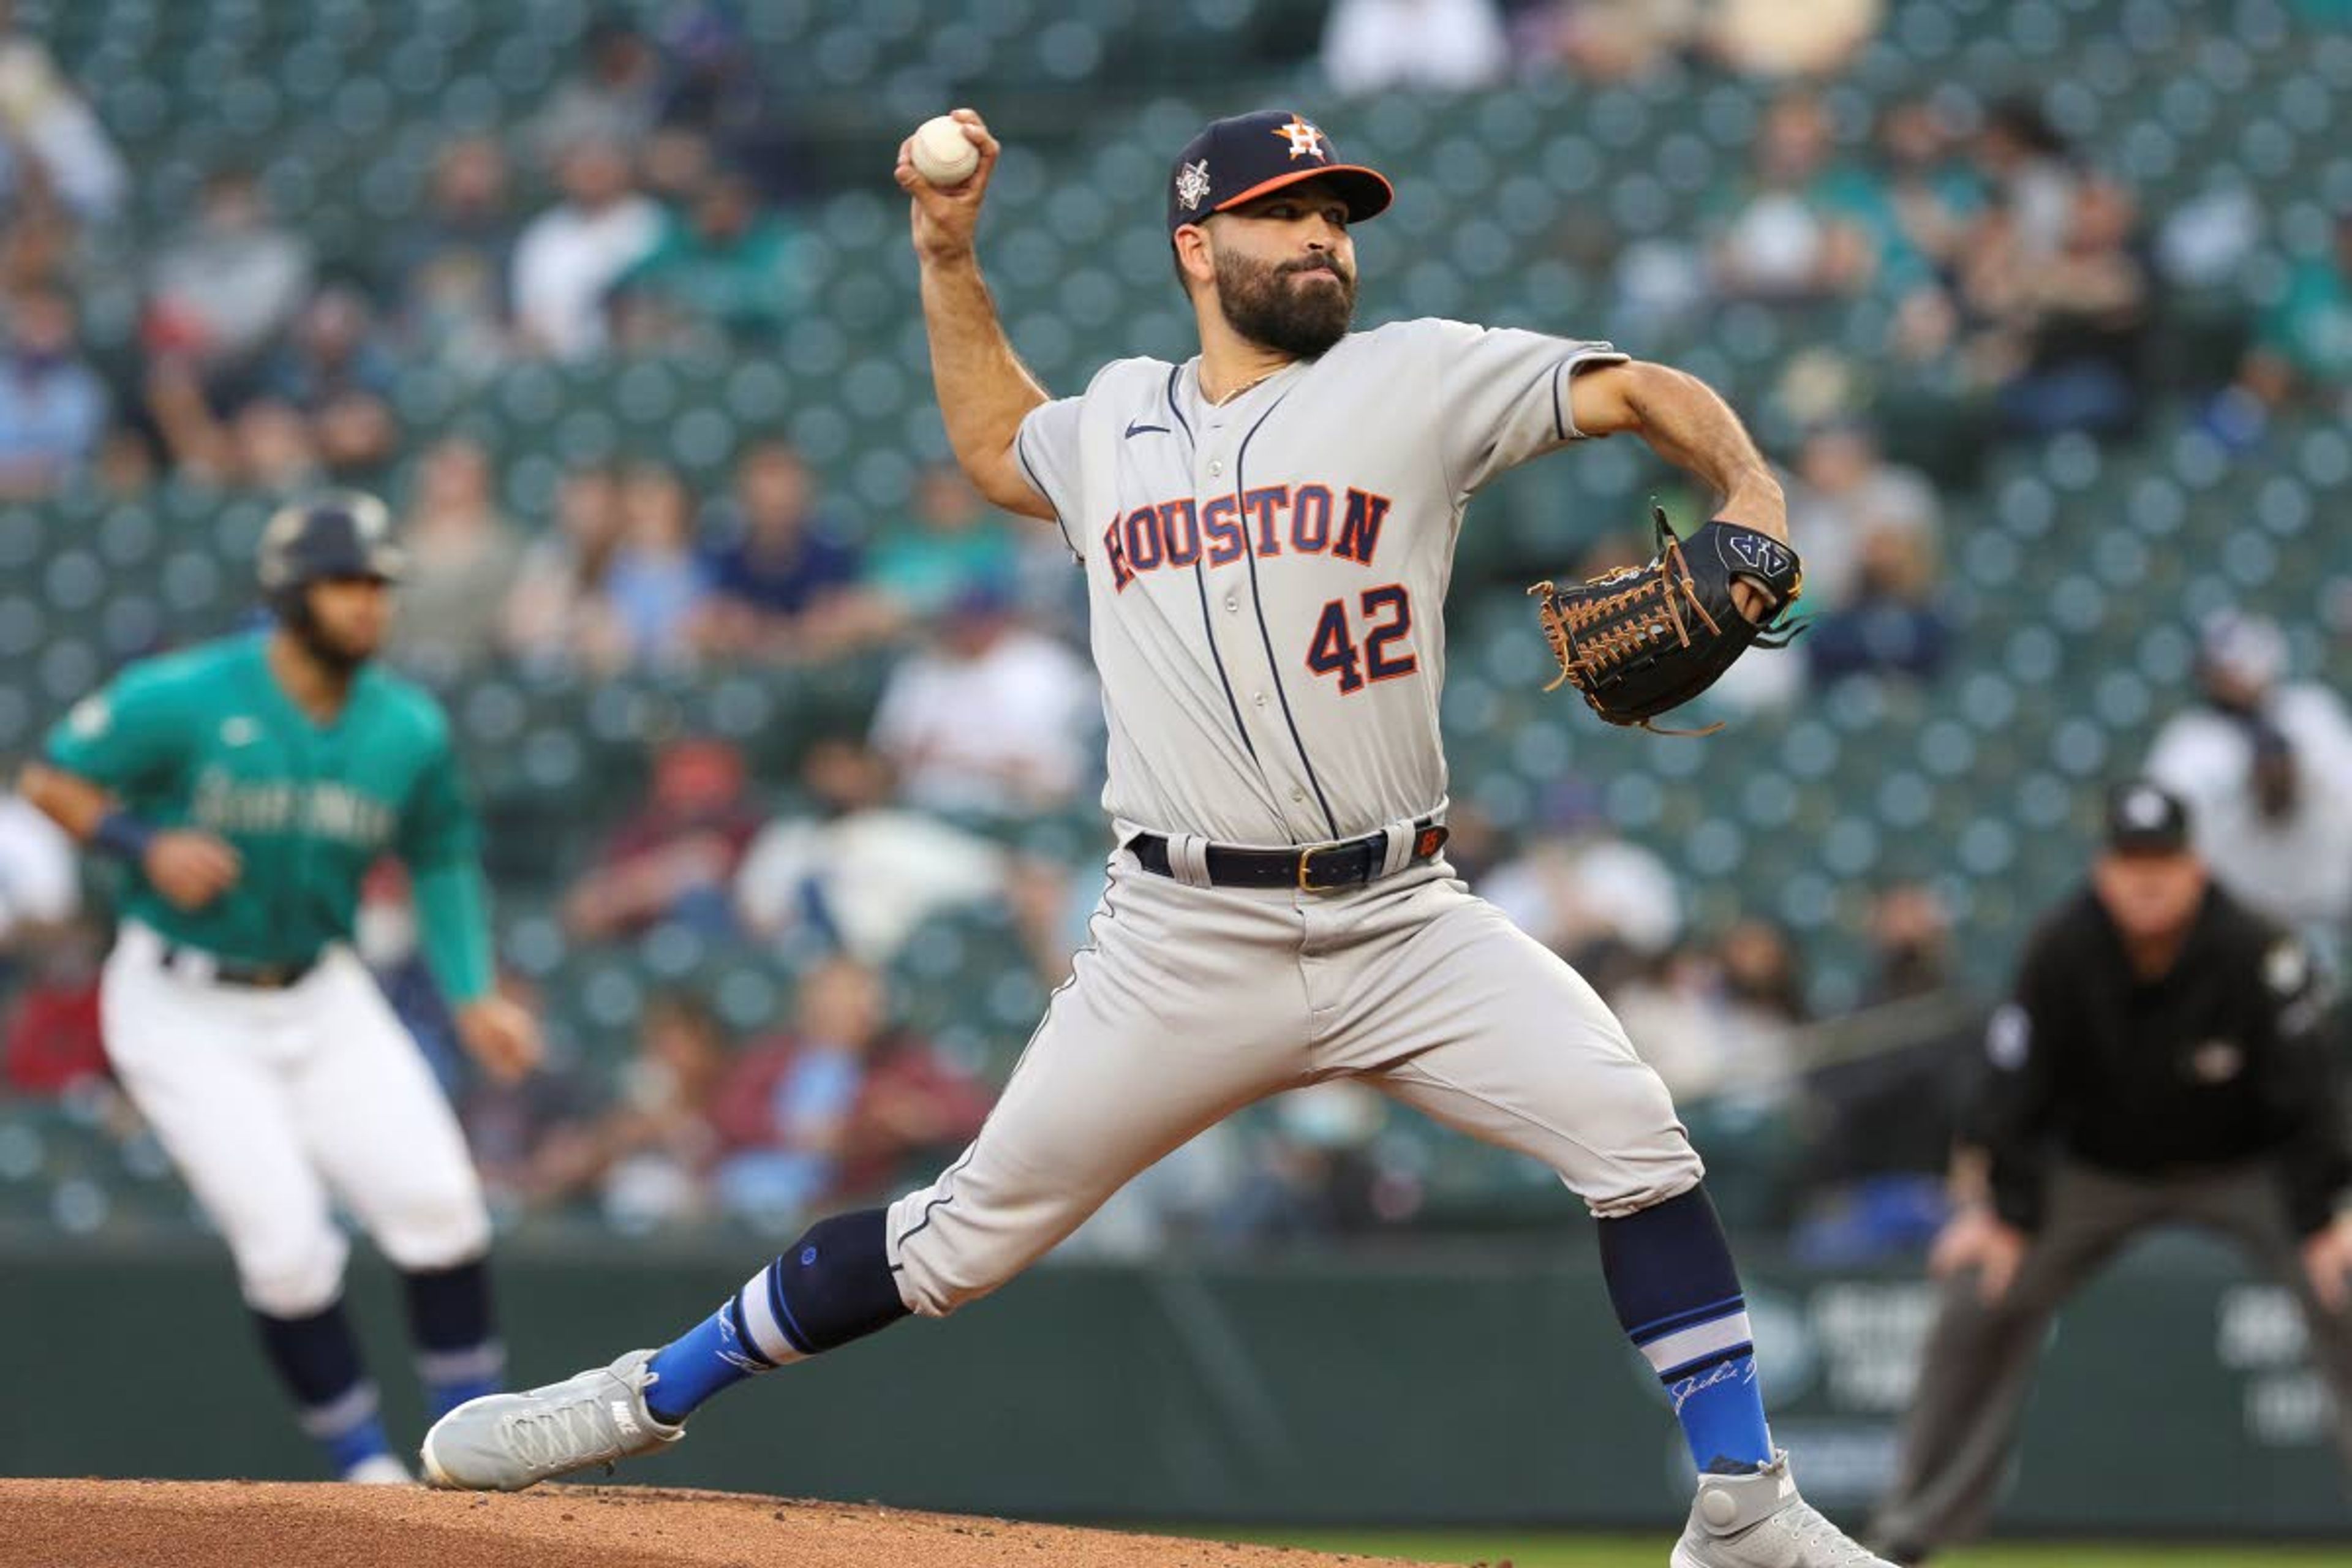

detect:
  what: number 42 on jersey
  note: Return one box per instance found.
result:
[1306,586,1417,694]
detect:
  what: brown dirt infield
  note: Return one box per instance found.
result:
[0,1479,1429,1568]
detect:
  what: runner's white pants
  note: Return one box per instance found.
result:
[101,921,491,1317]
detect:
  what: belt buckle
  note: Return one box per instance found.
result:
[1296,845,1354,892]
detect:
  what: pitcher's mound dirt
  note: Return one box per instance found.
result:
[0,1479,1431,1568]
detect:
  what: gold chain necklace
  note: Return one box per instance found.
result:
[1207,364,1284,406]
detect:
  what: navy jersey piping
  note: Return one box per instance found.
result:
[1014,425,1080,560]
[1232,387,1342,843]
[890,865,1123,1266]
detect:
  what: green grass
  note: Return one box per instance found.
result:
[1186,1531,2352,1566]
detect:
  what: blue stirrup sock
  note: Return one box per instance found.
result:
[1597,1183,1776,1475]
[643,1208,911,1425]
[401,1257,507,1420]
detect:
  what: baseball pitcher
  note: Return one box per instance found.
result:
[21,492,541,1482]
[423,109,1875,1567]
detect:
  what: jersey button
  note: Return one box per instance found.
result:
[1252,692,1268,708]
[1291,788,1308,803]
[1208,459,1224,477]
[1223,594,1238,612]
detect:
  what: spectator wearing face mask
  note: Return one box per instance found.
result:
[0,284,104,497]
[710,959,984,1227]
[511,140,661,360]
[614,169,801,346]
[1706,91,1880,303]
[1801,523,1951,685]
[868,581,1097,820]
[2148,611,2352,839]
[2186,724,2352,973]
[391,436,526,676]
[529,13,663,172]
[395,135,520,373]
[143,167,314,380]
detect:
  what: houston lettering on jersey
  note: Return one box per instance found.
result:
[1101,484,1393,591]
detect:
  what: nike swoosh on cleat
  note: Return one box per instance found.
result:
[1124,420,1170,438]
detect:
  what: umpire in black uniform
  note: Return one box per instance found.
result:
[1871,781,2352,1561]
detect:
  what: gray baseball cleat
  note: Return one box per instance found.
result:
[1671,1453,1897,1568]
[419,1349,684,1491]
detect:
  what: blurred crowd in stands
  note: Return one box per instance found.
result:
[4,1,2351,1255]
[14,584,2346,1256]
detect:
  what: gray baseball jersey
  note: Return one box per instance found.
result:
[1014,318,1627,845]
[869,321,1700,1328]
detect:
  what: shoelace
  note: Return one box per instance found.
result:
[500,1394,619,1471]
[1773,1499,1883,1566]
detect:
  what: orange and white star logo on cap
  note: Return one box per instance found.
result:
[1272,115,1327,161]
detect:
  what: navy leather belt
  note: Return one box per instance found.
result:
[1129,822,1448,892]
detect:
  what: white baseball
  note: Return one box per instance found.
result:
[910,115,981,186]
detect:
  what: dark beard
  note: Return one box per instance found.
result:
[292,612,372,677]
[1214,247,1355,359]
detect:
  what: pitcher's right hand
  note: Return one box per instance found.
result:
[897,107,1002,265]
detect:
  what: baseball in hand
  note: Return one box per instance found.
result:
[910,115,981,186]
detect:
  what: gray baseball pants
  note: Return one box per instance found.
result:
[885,847,1704,1317]
[1872,1158,2352,1557]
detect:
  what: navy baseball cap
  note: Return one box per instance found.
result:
[1166,110,1393,235]
[258,490,405,591]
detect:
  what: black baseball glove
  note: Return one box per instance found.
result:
[1529,504,1804,735]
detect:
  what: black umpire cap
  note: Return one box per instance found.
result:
[2104,780,2192,856]
[1166,111,1394,235]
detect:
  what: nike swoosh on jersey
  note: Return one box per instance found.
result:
[1123,419,1170,439]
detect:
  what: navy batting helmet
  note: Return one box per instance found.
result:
[257,490,404,621]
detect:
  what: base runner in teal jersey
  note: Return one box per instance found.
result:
[20,492,543,1484]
